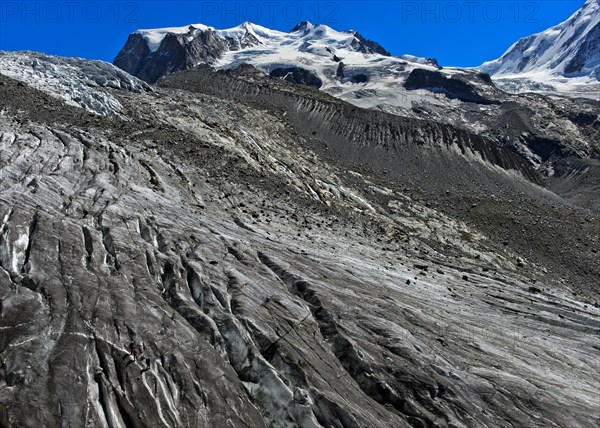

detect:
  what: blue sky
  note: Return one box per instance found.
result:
[0,1,585,67]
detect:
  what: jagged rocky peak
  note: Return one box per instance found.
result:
[479,0,600,92]
[113,21,272,83]
[345,29,391,56]
[289,20,391,55]
[290,20,313,33]
[113,24,229,83]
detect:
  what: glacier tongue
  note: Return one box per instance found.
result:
[0,51,150,119]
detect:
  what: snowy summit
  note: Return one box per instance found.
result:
[114,20,483,115]
[479,0,600,94]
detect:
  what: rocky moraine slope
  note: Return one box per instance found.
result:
[0,41,598,428]
[114,14,600,211]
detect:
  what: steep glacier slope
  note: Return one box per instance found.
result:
[0,51,150,118]
[1,54,600,428]
[479,0,600,94]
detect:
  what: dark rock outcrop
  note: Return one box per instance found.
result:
[564,22,600,75]
[335,63,369,84]
[404,68,497,104]
[347,30,391,56]
[426,57,441,69]
[336,62,345,78]
[350,73,369,84]
[270,67,323,88]
[114,28,230,83]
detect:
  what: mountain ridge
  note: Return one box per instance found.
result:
[111,16,600,202]
[114,20,396,84]
[114,2,600,106]
[115,0,600,97]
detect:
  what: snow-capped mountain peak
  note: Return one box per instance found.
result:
[115,20,499,116]
[290,20,315,33]
[135,23,213,52]
[479,0,599,93]
[114,20,397,84]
